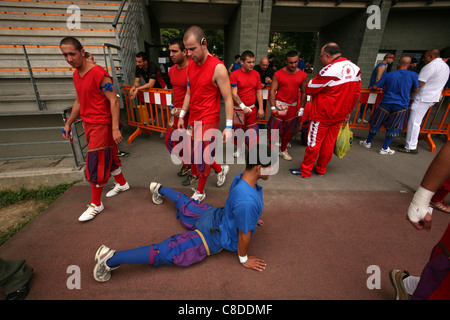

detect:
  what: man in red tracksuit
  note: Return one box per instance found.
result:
[290,42,361,178]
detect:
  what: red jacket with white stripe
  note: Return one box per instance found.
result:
[306,57,361,122]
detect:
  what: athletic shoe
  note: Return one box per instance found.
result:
[191,189,206,203]
[289,168,309,179]
[357,118,368,124]
[79,202,104,222]
[233,147,243,158]
[397,146,418,154]
[177,164,191,177]
[280,150,292,161]
[389,269,411,300]
[106,182,130,197]
[117,150,130,157]
[217,165,229,187]
[93,245,118,283]
[430,200,450,213]
[182,174,198,186]
[149,182,163,205]
[359,140,371,148]
[378,147,395,155]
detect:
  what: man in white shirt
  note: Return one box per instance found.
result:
[399,49,449,153]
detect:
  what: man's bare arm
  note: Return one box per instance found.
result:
[237,229,266,272]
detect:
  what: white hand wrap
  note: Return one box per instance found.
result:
[407,186,434,223]
[239,255,248,264]
[179,109,186,118]
[239,103,247,110]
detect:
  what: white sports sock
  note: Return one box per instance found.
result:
[403,276,420,295]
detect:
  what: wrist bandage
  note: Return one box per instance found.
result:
[179,110,186,118]
[239,103,246,110]
[239,255,248,264]
[407,186,434,222]
[226,119,233,129]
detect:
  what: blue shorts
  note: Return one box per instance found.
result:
[152,187,224,267]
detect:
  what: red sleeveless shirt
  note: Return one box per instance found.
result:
[187,55,223,125]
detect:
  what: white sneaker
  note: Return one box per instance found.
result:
[106,182,130,198]
[79,202,104,222]
[280,150,292,161]
[191,188,206,203]
[217,165,229,187]
[93,245,117,282]
[379,147,395,155]
[149,182,163,204]
[233,148,243,158]
[359,140,371,148]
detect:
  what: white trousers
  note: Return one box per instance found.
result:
[405,99,434,150]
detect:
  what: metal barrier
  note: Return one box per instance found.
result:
[62,107,87,170]
[123,86,450,152]
[123,86,172,144]
[349,88,450,152]
[256,86,272,125]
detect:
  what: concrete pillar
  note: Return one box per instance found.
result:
[357,0,391,86]
[146,6,162,64]
[225,0,272,66]
[314,0,391,86]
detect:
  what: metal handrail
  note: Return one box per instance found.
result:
[0,42,122,108]
[112,0,145,86]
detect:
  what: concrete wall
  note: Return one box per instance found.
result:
[315,0,392,86]
[225,0,272,66]
[224,6,241,67]
[380,8,450,56]
[315,9,367,71]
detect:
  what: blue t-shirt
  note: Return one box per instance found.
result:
[369,62,387,87]
[376,69,419,108]
[219,173,264,252]
[231,62,241,73]
[297,59,306,71]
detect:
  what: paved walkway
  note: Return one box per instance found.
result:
[0,128,449,300]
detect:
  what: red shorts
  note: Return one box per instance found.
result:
[84,123,121,185]
[233,107,257,129]
[190,121,219,178]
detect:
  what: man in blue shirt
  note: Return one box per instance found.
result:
[359,53,395,122]
[359,56,419,155]
[93,144,275,282]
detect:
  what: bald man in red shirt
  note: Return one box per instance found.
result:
[177,26,234,202]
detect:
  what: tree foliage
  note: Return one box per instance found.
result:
[269,32,317,70]
[161,28,224,57]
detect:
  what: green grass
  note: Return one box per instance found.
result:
[0,182,76,246]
